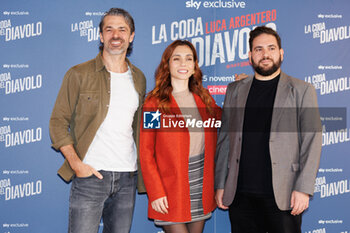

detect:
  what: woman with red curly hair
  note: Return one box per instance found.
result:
[140,40,221,233]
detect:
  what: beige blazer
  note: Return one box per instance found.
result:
[215,72,322,210]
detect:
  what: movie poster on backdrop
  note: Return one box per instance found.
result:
[149,5,278,106]
[305,16,350,233]
[292,2,350,233]
[0,5,49,233]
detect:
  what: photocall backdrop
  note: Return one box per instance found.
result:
[0,0,349,232]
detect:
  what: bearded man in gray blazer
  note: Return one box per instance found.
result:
[215,26,322,233]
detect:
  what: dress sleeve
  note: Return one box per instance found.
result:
[139,98,167,202]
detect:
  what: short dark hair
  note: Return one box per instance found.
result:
[249,26,281,51]
[99,8,135,56]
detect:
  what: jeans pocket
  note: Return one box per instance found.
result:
[71,174,102,195]
[74,174,95,180]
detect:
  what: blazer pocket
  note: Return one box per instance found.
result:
[292,163,300,172]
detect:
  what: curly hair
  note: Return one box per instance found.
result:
[146,40,214,115]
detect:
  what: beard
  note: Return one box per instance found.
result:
[251,56,282,76]
[104,38,128,55]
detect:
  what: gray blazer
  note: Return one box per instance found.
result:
[215,72,322,210]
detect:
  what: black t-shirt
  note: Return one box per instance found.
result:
[237,74,280,195]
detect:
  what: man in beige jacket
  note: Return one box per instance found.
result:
[50,8,146,233]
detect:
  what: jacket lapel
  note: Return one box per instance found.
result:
[237,76,254,108]
[271,72,292,132]
[233,76,254,132]
[193,94,208,121]
[170,94,186,118]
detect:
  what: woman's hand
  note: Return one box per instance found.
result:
[151,196,169,214]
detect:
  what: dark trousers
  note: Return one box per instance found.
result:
[229,192,302,233]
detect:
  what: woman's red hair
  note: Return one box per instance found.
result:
[146,40,214,115]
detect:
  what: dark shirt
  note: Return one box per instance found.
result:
[237,74,280,195]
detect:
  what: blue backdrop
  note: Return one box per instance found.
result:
[1,0,349,232]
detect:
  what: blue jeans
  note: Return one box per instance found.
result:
[68,171,137,233]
